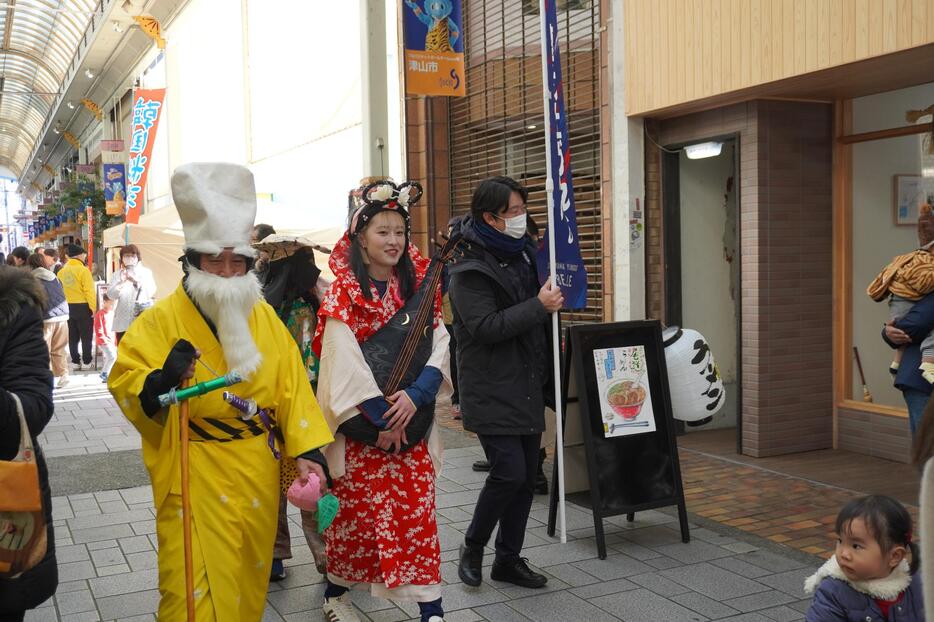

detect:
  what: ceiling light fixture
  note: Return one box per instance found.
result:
[684,141,723,160]
[67,101,75,109]
[527,125,537,130]
[84,68,95,79]
[52,126,60,134]
[112,21,124,33]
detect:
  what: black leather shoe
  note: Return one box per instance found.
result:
[472,460,491,472]
[458,544,483,587]
[490,557,548,588]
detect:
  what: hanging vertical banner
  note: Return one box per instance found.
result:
[125,88,165,225]
[402,0,466,97]
[85,201,94,267]
[536,0,588,310]
[103,164,127,216]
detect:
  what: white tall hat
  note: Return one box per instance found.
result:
[171,162,257,257]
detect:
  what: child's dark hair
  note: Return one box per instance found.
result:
[836,495,918,574]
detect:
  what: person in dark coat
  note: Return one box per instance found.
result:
[882,292,934,436]
[804,495,923,621]
[0,265,58,620]
[451,176,563,589]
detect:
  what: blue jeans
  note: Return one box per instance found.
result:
[903,389,931,436]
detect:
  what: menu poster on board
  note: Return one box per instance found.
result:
[592,345,657,438]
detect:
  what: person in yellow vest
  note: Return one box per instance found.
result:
[57,244,96,370]
[108,162,333,621]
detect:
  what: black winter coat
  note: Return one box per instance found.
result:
[0,266,57,614]
[448,217,553,435]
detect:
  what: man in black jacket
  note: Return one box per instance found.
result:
[450,177,563,589]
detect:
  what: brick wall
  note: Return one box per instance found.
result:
[405,96,450,254]
[647,100,834,457]
[838,407,912,463]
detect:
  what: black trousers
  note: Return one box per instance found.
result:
[67,303,93,365]
[445,324,459,405]
[465,433,541,563]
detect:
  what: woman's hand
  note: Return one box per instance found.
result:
[385,390,417,431]
[295,458,328,496]
[376,427,406,454]
[885,322,912,345]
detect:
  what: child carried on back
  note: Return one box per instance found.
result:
[868,202,934,381]
[804,495,923,621]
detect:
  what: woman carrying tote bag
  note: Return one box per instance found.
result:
[0,265,57,620]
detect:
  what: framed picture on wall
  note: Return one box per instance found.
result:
[894,174,925,226]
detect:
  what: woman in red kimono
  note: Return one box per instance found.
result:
[313,180,450,622]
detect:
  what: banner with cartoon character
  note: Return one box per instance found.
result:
[592,345,657,438]
[124,88,165,224]
[103,164,127,216]
[402,0,466,96]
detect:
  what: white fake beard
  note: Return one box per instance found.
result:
[185,266,263,379]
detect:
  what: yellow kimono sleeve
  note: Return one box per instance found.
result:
[107,310,181,505]
[270,318,333,458]
[108,310,171,445]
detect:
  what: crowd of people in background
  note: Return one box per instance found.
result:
[10,167,934,622]
[0,241,155,389]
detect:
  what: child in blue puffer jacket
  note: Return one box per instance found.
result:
[805,495,924,621]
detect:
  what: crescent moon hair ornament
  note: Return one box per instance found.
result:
[401,313,411,326]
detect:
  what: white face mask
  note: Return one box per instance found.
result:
[123,256,139,267]
[496,213,527,239]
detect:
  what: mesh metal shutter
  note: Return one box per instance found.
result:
[448,0,603,322]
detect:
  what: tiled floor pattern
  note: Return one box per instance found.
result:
[26,376,898,620]
[30,446,821,621]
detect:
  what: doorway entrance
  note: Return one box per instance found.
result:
[663,138,740,437]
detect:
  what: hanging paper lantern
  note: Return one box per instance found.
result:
[663,326,725,426]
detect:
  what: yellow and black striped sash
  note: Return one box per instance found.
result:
[188,415,267,443]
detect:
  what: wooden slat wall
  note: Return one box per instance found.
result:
[626,0,934,116]
[448,0,606,323]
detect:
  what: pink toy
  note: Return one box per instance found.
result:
[287,474,322,511]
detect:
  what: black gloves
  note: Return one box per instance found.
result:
[139,339,198,417]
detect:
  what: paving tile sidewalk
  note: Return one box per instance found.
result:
[433,407,917,562]
[27,373,847,621]
[29,442,823,622]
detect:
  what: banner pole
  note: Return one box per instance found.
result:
[539,0,567,545]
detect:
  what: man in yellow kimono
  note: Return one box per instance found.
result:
[108,162,333,621]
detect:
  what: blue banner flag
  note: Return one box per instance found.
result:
[537,0,588,310]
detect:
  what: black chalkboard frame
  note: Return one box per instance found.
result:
[547,320,690,559]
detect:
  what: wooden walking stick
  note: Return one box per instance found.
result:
[156,371,243,622]
[179,378,196,622]
[853,346,874,403]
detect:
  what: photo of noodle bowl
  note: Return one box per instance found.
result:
[606,380,647,420]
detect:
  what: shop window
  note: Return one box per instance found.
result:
[849,83,934,409]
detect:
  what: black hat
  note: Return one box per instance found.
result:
[66,244,86,257]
